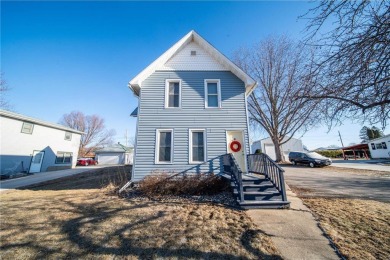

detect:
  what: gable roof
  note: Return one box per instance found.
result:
[0,109,84,135]
[95,143,133,153]
[129,30,257,96]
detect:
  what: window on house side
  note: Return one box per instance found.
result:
[55,152,72,164]
[65,132,72,141]
[21,122,34,134]
[157,130,172,163]
[205,80,221,108]
[190,130,205,163]
[376,143,383,149]
[166,81,180,108]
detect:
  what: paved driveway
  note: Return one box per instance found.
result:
[0,166,106,190]
[282,165,390,202]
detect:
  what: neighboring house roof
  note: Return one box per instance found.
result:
[341,143,369,150]
[129,30,257,97]
[254,136,302,143]
[95,143,133,153]
[0,109,84,135]
[130,107,138,117]
[314,146,342,151]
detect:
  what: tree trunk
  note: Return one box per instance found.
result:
[272,138,284,162]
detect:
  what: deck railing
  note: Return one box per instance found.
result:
[247,153,288,202]
[221,153,244,202]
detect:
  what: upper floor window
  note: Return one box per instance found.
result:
[64,131,72,141]
[205,79,221,108]
[21,122,34,134]
[165,79,181,108]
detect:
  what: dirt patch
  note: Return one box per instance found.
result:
[0,167,281,259]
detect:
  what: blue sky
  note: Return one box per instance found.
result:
[2,1,386,150]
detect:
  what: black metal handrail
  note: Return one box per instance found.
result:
[247,153,288,202]
[221,153,244,202]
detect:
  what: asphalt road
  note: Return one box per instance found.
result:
[0,166,106,190]
[282,165,390,202]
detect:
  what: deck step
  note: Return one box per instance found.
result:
[238,200,290,209]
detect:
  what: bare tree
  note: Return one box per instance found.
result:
[234,36,320,162]
[301,0,390,127]
[60,111,115,157]
[0,73,12,110]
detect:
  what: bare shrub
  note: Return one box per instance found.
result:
[100,166,131,195]
[138,173,230,198]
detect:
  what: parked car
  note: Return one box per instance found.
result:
[288,152,332,168]
[76,158,97,166]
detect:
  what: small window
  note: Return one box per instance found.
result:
[205,79,221,108]
[376,143,383,149]
[21,122,34,134]
[371,143,376,150]
[382,142,387,149]
[55,152,72,164]
[156,130,173,163]
[165,80,181,108]
[64,132,72,141]
[190,129,206,163]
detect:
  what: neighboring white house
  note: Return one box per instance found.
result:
[251,137,304,161]
[95,143,133,165]
[368,134,390,159]
[0,110,83,176]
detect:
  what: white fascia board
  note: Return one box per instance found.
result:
[128,30,257,96]
[129,31,194,95]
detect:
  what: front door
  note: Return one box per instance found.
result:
[29,151,44,173]
[226,130,247,173]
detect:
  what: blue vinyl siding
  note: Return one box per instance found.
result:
[132,71,249,181]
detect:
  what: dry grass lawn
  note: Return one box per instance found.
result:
[291,186,390,260]
[0,167,281,259]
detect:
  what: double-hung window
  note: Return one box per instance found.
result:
[156,129,173,163]
[205,79,221,108]
[189,129,206,163]
[165,80,181,108]
[55,152,72,164]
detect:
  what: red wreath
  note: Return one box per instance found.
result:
[230,140,242,152]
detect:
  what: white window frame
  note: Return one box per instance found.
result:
[55,151,73,164]
[204,79,221,108]
[189,129,206,164]
[64,131,72,141]
[21,122,34,134]
[165,79,182,108]
[155,129,173,164]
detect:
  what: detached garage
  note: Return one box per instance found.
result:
[95,143,133,165]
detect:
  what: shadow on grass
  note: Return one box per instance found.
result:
[19,165,132,191]
[0,194,281,259]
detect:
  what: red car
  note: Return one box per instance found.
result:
[77,158,97,166]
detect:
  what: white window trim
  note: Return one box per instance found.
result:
[64,131,72,141]
[21,122,34,134]
[165,79,182,108]
[189,129,207,164]
[155,129,173,164]
[204,79,221,108]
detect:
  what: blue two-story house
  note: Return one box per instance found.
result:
[128,30,289,208]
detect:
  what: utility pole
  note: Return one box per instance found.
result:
[338,131,344,147]
[125,129,128,146]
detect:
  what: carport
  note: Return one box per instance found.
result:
[341,143,370,160]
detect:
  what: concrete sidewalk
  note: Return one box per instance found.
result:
[0,166,105,190]
[247,185,339,260]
